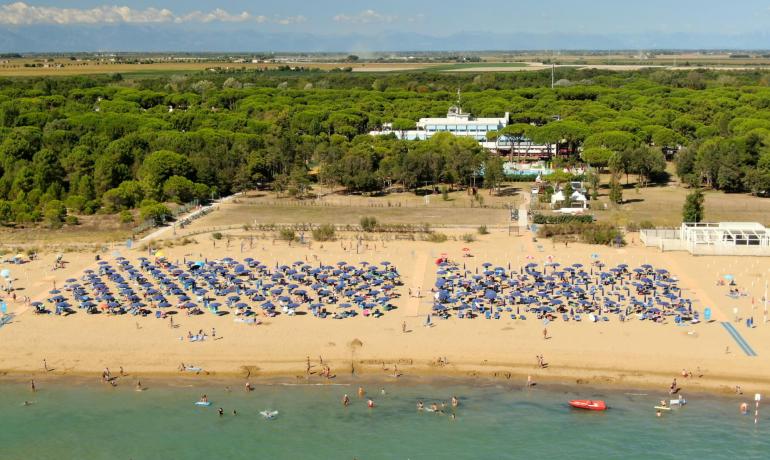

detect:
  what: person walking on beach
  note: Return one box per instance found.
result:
[43,359,49,372]
[402,321,407,333]
[543,328,548,340]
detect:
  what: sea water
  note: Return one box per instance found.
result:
[0,379,767,459]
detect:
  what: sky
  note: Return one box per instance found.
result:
[1,1,770,52]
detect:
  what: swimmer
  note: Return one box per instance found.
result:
[451,396,459,408]
[23,401,32,406]
[358,386,365,398]
[656,410,662,417]
[342,394,350,407]
[417,400,424,411]
[740,402,749,415]
[218,407,224,416]
[526,375,535,387]
[450,413,456,421]
[367,399,375,409]
[659,400,667,408]
[245,382,253,392]
[232,409,237,416]
[431,403,439,412]
[380,388,386,395]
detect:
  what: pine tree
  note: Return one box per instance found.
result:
[682,188,705,223]
[608,174,623,204]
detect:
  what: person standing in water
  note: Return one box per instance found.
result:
[30,379,36,392]
[342,394,350,407]
[358,386,365,398]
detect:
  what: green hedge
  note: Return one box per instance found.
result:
[536,222,624,246]
[532,213,594,224]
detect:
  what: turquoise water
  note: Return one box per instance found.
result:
[1,380,767,459]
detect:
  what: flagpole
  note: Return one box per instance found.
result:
[765,280,767,323]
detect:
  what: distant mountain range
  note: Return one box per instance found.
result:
[2,25,770,53]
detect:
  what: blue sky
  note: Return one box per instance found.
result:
[1,1,769,51]
[2,1,767,34]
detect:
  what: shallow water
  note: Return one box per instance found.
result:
[1,380,767,459]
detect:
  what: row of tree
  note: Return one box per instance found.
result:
[1,67,770,226]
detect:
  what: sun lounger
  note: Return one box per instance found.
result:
[562,314,569,322]
[574,314,581,321]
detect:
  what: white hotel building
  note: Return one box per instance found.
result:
[370,98,554,157]
[370,104,509,142]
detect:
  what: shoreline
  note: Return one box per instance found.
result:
[1,357,759,398]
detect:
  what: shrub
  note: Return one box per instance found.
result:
[119,210,134,224]
[537,222,624,246]
[64,195,86,213]
[581,223,625,246]
[43,200,67,228]
[277,228,296,241]
[312,224,336,242]
[426,232,448,243]
[462,233,476,243]
[65,215,79,225]
[440,185,449,201]
[477,225,489,235]
[532,213,594,224]
[211,232,223,240]
[360,216,378,232]
[139,203,171,224]
[639,220,655,230]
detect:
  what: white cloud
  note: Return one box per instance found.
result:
[333,9,398,24]
[0,2,293,25]
[275,15,306,25]
[177,8,258,24]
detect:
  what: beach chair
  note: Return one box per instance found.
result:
[574,314,582,321]
[155,310,161,319]
[510,314,516,320]
[519,315,526,320]
[485,310,492,320]
[562,314,569,322]
[494,312,500,319]
[602,316,609,322]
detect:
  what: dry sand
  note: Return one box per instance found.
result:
[1,227,769,396]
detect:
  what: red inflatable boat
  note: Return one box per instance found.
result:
[568,400,607,411]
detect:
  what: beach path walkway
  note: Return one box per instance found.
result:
[720,322,758,357]
[658,251,758,357]
[407,251,429,316]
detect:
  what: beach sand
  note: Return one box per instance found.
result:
[1,227,769,396]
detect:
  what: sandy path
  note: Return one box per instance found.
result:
[406,252,428,317]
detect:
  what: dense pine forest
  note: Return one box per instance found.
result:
[1,67,770,227]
